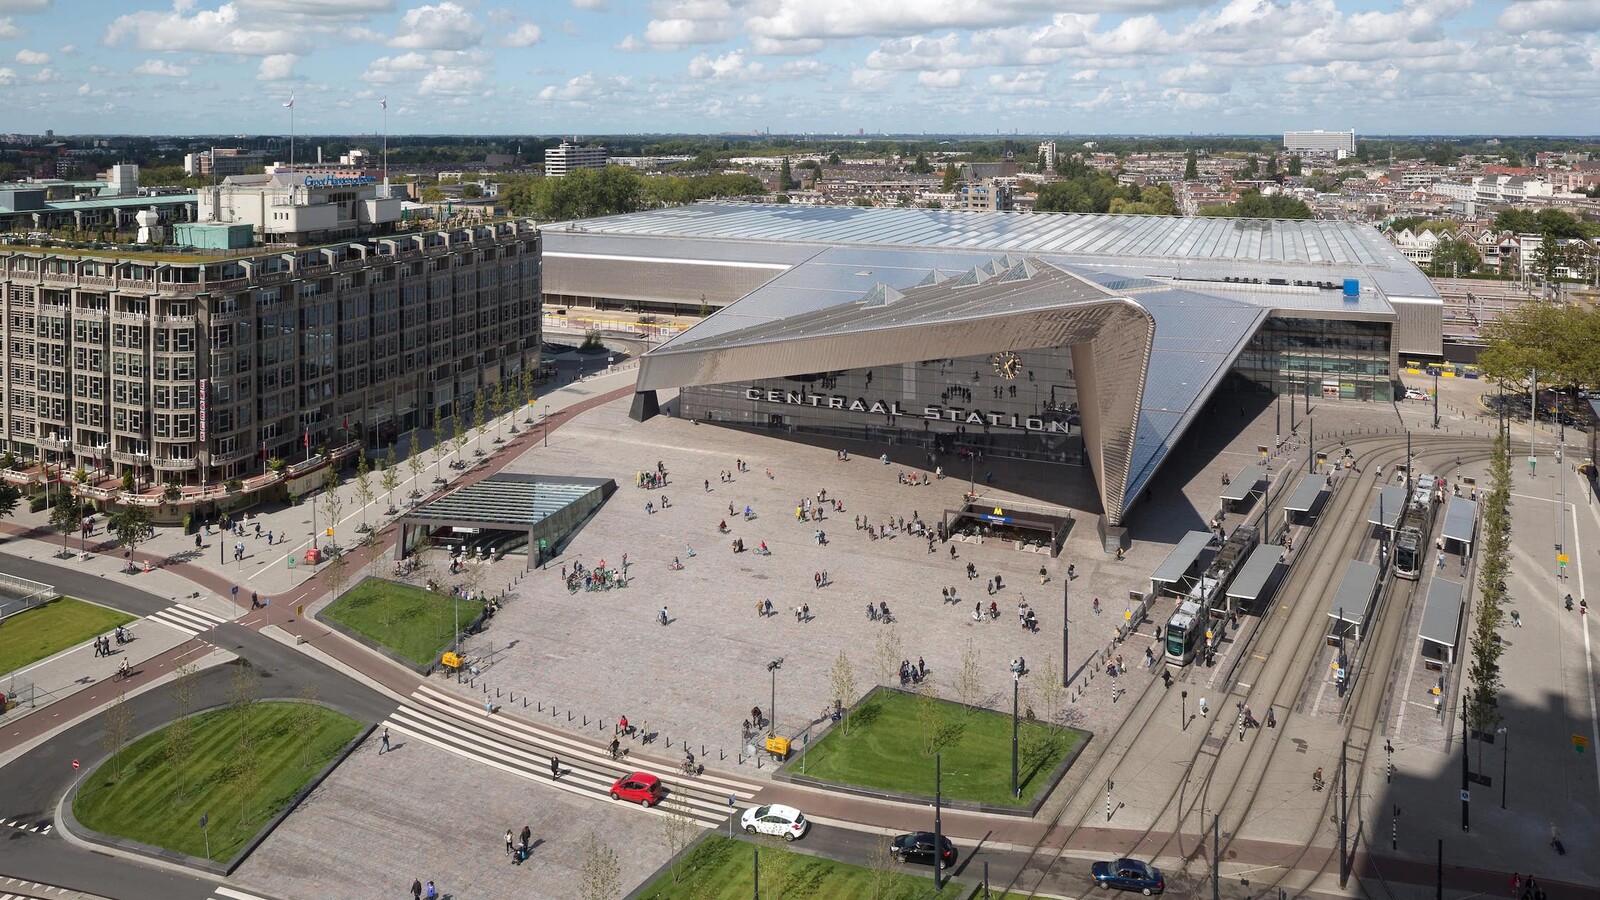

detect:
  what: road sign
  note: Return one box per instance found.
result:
[72,759,79,770]
[1575,735,1589,754]
[1558,554,1569,564]
[199,813,208,828]
[296,604,304,617]
[1460,790,1470,802]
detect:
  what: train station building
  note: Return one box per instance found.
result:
[540,204,1442,529]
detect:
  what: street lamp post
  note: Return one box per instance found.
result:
[1497,726,1508,810]
[543,404,550,448]
[1010,671,1020,800]
[1181,690,1188,731]
[767,659,782,737]
[933,752,944,892]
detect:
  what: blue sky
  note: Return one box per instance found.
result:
[0,0,1597,136]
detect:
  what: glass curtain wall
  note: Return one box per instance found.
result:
[679,348,1084,465]
[1233,317,1393,402]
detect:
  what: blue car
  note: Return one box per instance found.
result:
[1091,857,1164,895]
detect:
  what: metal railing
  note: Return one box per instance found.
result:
[0,573,59,621]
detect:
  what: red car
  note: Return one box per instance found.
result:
[609,771,665,807]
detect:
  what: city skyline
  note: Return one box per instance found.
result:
[0,0,1596,137]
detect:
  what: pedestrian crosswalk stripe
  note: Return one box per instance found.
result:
[213,886,277,900]
[146,604,229,637]
[383,703,737,827]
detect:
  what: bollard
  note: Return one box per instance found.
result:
[482,683,487,693]
[522,697,529,708]
[568,711,573,721]
[719,749,725,761]
[497,688,502,698]
[537,701,543,712]
[509,692,514,703]
[702,744,707,756]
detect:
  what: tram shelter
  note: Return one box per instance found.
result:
[397,473,616,570]
[1368,485,1406,532]
[1150,531,1215,598]
[1327,559,1382,644]
[1221,465,1267,512]
[1441,496,1477,558]
[1226,544,1285,615]
[1283,473,1327,526]
[1418,578,1464,668]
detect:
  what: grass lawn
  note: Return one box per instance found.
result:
[635,835,940,900]
[796,688,1081,807]
[321,577,469,666]
[0,598,134,676]
[73,701,363,861]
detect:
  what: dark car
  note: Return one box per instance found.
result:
[1091,857,1164,895]
[891,832,957,866]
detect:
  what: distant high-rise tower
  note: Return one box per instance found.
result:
[1283,129,1356,158]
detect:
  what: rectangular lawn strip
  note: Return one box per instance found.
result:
[72,701,363,861]
[320,576,469,667]
[797,689,1081,807]
[635,835,940,900]
[0,597,135,676]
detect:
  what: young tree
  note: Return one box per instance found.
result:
[779,156,793,190]
[101,691,135,782]
[865,830,905,900]
[452,403,469,458]
[294,682,322,769]
[354,452,373,532]
[472,392,486,442]
[165,664,199,802]
[48,487,79,555]
[325,552,351,604]
[956,638,983,714]
[0,482,19,520]
[1032,656,1068,728]
[660,785,699,884]
[489,381,507,442]
[381,447,400,511]
[109,504,151,571]
[1287,154,1303,176]
[322,468,344,549]
[873,625,902,686]
[914,683,944,756]
[1184,149,1198,180]
[578,832,623,900]
[827,650,857,735]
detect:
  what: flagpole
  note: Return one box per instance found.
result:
[381,97,388,190]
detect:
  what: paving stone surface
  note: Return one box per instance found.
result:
[234,730,680,900]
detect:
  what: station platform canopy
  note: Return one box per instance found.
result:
[1150,531,1215,595]
[1284,473,1326,517]
[1419,578,1465,665]
[1368,485,1406,528]
[1222,465,1268,503]
[1441,497,1477,556]
[1226,543,1285,607]
[1327,560,1382,641]
[397,473,615,570]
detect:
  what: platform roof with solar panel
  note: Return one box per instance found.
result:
[543,203,1440,527]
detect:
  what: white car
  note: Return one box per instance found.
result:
[741,803,809,841]
[1404,388,1428,401]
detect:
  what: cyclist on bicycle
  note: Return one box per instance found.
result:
[117,659,130,679]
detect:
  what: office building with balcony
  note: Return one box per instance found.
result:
[0,212,542,516]
[543,141,608,177]
[1283,130,1357,157]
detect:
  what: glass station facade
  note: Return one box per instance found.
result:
[679,348,1084,466]
[1232,316,1394,402]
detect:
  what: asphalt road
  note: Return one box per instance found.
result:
[0,551,395,900]
[793,820,1100,897]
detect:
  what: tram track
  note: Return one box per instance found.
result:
[1009,432,1511,898]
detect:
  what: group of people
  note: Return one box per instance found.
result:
[898,657,927,685]
[92,626,129,658]
[564,560,625,593]
[504,825,534,865]
[636,461,669,490]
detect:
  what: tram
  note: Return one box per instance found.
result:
[1165,596,1211,666]
[1392,476,1438,581]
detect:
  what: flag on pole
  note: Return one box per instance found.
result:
[379,97,387,110]
[283,93,295,109]
[303,426,310,450]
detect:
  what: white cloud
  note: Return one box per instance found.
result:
[985,70,1048,94]
[0,66,15,86]
[537,72,633,104]
[640,0,739,48]
[613,34,646,51]
[0,17,20,39]
[14,48,47,65]
[848,67,898,92]
[236,0,394,14]
[571,0,608,8]
[0,0,50,11]
[56,43,74,54]
[747,0,1187,42]
[748,35,825,55]
[389,1,482,50]
[777,58,830,77]
[133,58,190,77]
[503,22,543,47]
[256,52,298,80]
[687,49,764,80]
[418,64,485,96]
[360,52,430,84]
[1498,0,1600,32]
[917,69,963,89]
[29,66,57,83]
[866,33,984,70]
[106,3,299,56]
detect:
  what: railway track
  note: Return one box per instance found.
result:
[1003,432,1521,898]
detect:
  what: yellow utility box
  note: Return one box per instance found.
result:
[764,735,791,758]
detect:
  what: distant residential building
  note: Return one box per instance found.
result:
[196,172,402,245]
[959,180,1014,212]
[1284,130,1356,157]
[544,141,608,177]
[1038,141,1057,171]
[183,148,266,177]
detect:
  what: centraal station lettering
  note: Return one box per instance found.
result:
[743,388,1073,433]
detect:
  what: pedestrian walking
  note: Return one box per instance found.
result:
[1198,697,1208,718]
[505,829,514,856]
[379,727,390,754]
[1266,708,1276,728]
[484,696,494,715]
[521,824,532,847]
[1093,596,1101,615]
[802,603,810,622]
[1040,566,1049,584]
[425,881,437,900]
[1511,874,1522,899]
[411,879,422,900]
[659,606,669,625]
[550,754,561,779]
